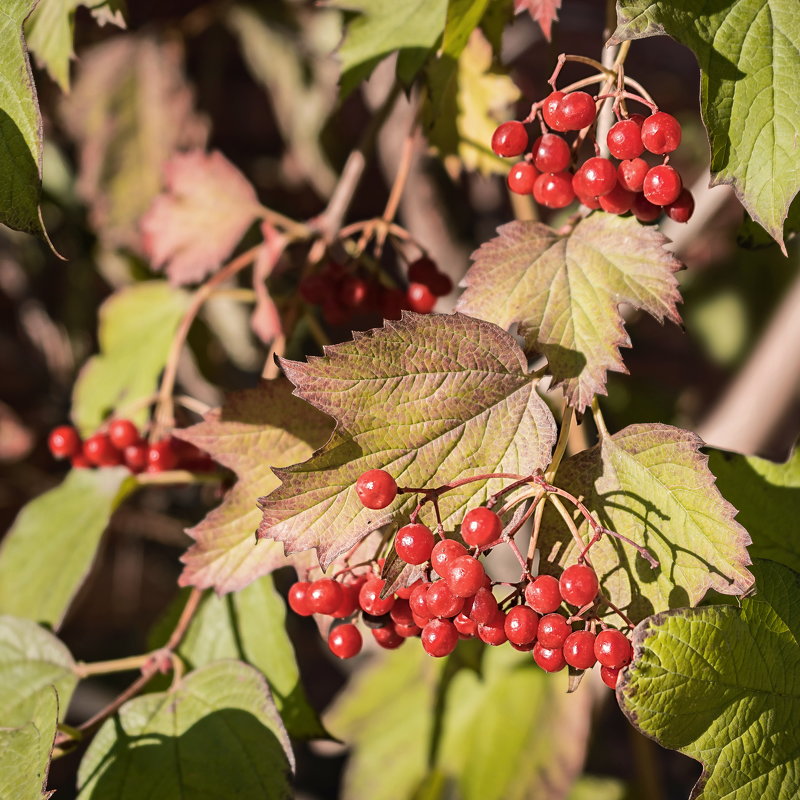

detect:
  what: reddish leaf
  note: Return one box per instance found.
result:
[141,150,261,286]
[515,0,561,41]
[250,222,284,345]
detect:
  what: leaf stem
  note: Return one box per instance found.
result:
[591,396,609,439]
[545,403,574,482]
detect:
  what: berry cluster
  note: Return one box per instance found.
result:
[47,420,214,474]
[299,257,452,326]
[492,82,694,224]
[288,469,633,689]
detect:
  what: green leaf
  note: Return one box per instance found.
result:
[0,0,48,240]
[457,216,683,411]
[151,576,327,740]
[441,0,492,60]
[708,446,800,573]
[539,423,754,623]
[0,469,135,628]
[71,282,190,435]
[0,616,76,727]
[612,0,800,252]
[330,0,448,97]
[77,661,293,800]
[175,381,333,592]
[567,777,628,800]
[24,0,126,92]
[619,560,800,800]
[423,29,520,177]
[0,688,58,800]
[737,194,800,249]
[258,313,557,568]
[328,644,593,800]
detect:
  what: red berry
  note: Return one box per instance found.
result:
[358,577,395,616]
[394,523,435,565]
[599,183,635,215]
[446,555,486,598]
[533,171,575,208]
[428,271,453,297]
[600,665,621,689]
[48,425,81,459]
[147,439,179,472]
[504,605,539,645]
[372,626,404,649]
[574,157,616,198]
[491,121,528,158]
[426,581,465,618]
[510,639,536,652]
[507,162,539,195]
[396,578,424,600]
[84,433,123,467]
[632,193,662,223]
[380,287,407,320]
[407,282,437,313]
[532,134,570,173]
[299,275,328,305]
[666,188,695,223]
[453,612,477,637]
[594,629,633,668]
[641,112,682,155]
[617,158,649,192]
[562,630,597,669]
[464,587,499,625]
[559,564,599,607]
[339,276,369,309]
[355,469,397,509]
[409,582,432,619]
[389,598,415,627]
[558,91,596,131]
[431,539,468,578]
[395,622,422,638]
[461,507,502,548]
[642,165,682,206]
[408,257,438,284]
[421,618,459,657]
[606,119,644,160]
[308,578,343,615]
[332,583,360,618]
[288,581,314,616]
[71,453,92,469]
[538,613,571,648]
[533,642,566,672]
[108,419,140,450]
[123,443,148,474]
[328,623,362,659]
[477,614,507,646]
[542,91,566,131]
[525,575,562,614]
[574,186,601,210]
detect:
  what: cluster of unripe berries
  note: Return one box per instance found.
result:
[299,257,452,326]
[287,468,632,689]
[47,420,214,474]
[492,90,693,224]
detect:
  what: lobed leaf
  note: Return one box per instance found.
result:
[258,313,557,569]
[0,469,136,629]
[539,423,754,622]
[619,560,800,800]
[612,0,800,252]
[175,381,333,593]
[457,216,682,411]
[515,0,561,40]
[77,661,293,800]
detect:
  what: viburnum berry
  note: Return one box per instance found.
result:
[71,453,92,469]
[308,578,343,615]
[428,271,453,297]
[632,192,662,223]
[641,111,682,154]
[408,257,437,284]
[594,629,633,668]
[532,134,571,173]
[537,613,571,648]
[372,626,405,649]
[507,162,539,195]
[84,433,123,467]
[510,639,536,653]
[600,665,621,689]
[396,578,425,600]
[394,523,435,565]
[599,183,635,215]
[407,282,437,313]
[642,165,682,206]
[558,91,597,131]
[533,171,575,208]
[421,618,459,657]
[147,439,179,472]
[542,91,566,131]
[562,630,598,670]
[395,622,422,638]
[477,615,508,646]
[461,507,502,547]
[431,539,468,578]
[328,623,362,659]
[361,612,391,629]
[390,598,415,627]
[606,119,644,160]
[559,564,599,607]
[299,274,328,305]
[426,581,464,618]
[504,605,539,645]
[574,157,617,198]
[358,577,395,616]
[617,157,649,193]
[287,581,314,616]
[48,425,81,459]
[446,555,486,598]
[453,612,477,637]
[666,188,695,223]
[533,642,566,672]
[491,121,528,157]
[108,419,140,450]
[574,187,600,210]
[332,583,360,619]
[380,287,407,320]
[355,469,397,509]
[409,582,432,619]
[464,586,499,624]
[339,276,369,309]
[525,575,562,614]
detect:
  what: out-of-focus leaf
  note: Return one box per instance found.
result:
[71,281,189,435]
[514,0,561,40]
[76,661,294,799]
[567,777,627,800]
[141,150,261,286]
[258,313,557,569]
[0,401,34,462]
[737,194,800,250]
[175,381,333,593]
[61,34,208,249]
[0,469,135,629]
